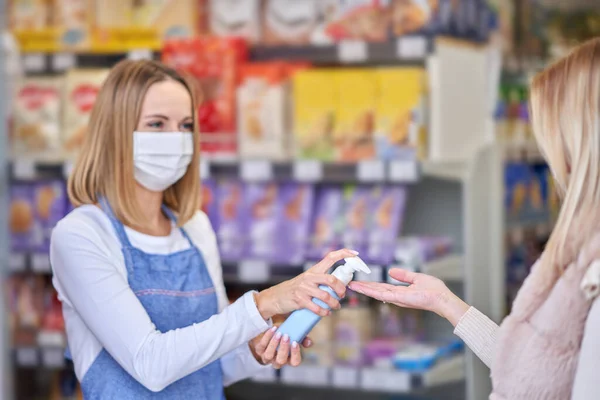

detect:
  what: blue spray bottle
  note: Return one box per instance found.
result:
[277,257,371,345]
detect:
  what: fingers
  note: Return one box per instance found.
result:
[310,249,358,274]
[261,330,282,364]
[306,286,341,310]
[310,274,346,298]
[301,337,313,348]
[388,268,420,284]
[300,295,331,317]
[255,326,277,356]
[348,281,400,303]
[290,341,302,367]
[273,335,291,369]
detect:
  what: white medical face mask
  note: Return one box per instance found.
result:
[133,131,194,192]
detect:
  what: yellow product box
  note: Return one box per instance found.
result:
[334,69,378,162]
[375,68,427,160]
[62,69,110,154]
[293,70,338,161]
[49,0,92,50]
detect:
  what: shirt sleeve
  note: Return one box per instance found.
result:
[453,307,499,368]
[572,290,600,399]
[50,217,270,393]
[191,212,272,386]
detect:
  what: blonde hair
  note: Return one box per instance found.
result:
[68,60,201,228]
[530,37,600,273]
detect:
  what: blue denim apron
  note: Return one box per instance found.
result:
[69,198,224,399]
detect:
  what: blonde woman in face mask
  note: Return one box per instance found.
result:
[50,60,356,399]
[351,37,600,400]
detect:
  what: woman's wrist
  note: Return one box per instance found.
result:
[254,290,275,321]
[438,292,470,327]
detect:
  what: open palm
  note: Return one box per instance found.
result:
[348,268,469,326]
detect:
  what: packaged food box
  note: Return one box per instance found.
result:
[13,76,63,156]
[342,185,372,256]
[33,180,67,254]
[245,183,280,262]
[293,70,338,160]
[334,69,377,162]
[209,0,261,43]
[367,186,408,265]
[8,0,49,31]
[132,0,198,40]
[375,68,427,160]
[50,0,92,50]
[216,179,247,262]
[62,68,110,154]
[262,0,319,46]
[276,183,315,265]
[10,183,36,253]
[307,186,344,261]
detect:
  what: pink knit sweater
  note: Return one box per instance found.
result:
[455,235,600,399]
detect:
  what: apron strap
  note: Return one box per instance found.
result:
[98,197,133,248]
[161,205,195,247]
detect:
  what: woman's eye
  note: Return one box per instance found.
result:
[182,122,194,131]
[147,121,163,129]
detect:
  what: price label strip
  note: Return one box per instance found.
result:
[357,161,385,182]
[16,348,39,367]
[332,366,359,388]
[293,160,323,182]
[32,254,51,273]
[361,368,411,393]
[13,160,37,180]
[238,260,270,283]
[42,348,65,368]
[52,53,76,72]
[396,36,428,60]
[241,160,273,182]
[9,253,27,272]
[389,160,419,183]
[23,53,46,73]
[338,41,368,63]
[281,365,330,387]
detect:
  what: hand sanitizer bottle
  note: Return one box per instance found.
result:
[277,257,371,345]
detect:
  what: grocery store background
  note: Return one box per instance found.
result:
[1,1,598,399]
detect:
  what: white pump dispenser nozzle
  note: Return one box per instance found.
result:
[332,257,371,286]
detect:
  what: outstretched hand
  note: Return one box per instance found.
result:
[348,268,469,326]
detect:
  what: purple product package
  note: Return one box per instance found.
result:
[307,186,344,261]
[200,178,219,231]
[33,181,67,254]
[216,179,247,262]
[9,184,35,253]
[245,183,280,263]
[341,185,371,257]
[276,183,315,265]
[367,186,408,265]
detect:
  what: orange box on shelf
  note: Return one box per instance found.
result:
[162,37,249,158]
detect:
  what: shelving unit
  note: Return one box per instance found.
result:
[3,33,503,400]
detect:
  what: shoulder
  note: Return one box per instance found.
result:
[578,231,600,301]
[51,205,118,255]
[181,210,216,243]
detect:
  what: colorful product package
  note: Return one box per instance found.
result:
[342,185,371,256]
[208,0,261,43]
[245,183,280,262]
[200,178,219,231]
[504,162,530,218]
[14,275,46,346]
[307,186,344,261]
[62,68,110,154]
[9,183,36,253]
[276,183,315,265]
[262,0,319,46]
[334,70,377,162]
[216,179,246,262]
[8,0,49,31]
[302,317,334,366]
[293,70,337,160]
[375,68,427,160]
[132,0,198,40]
[390,0,438,36]
[334,295,372,367]
[33,180,67,254]
[13,76,63,156]
[311,0,391,44]
[367,186,408,265]
[50,0,91,50]
[237,62,289,160]
[530,164,548,212]
[162,37,248,157]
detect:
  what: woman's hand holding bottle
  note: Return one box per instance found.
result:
[253,249,358,320]
[249,326,313,368]
[349,268,470,327]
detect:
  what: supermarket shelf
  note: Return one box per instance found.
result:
[231,354,465,399]
[9,253,52,274]
[9,158,421,184]
[420,160,468,182]
[13,346,66,370]
[20,50,160,74]
[250,36,433,65]
[222,255,463,286]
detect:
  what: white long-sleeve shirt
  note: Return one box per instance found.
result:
[50,205,271,392]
